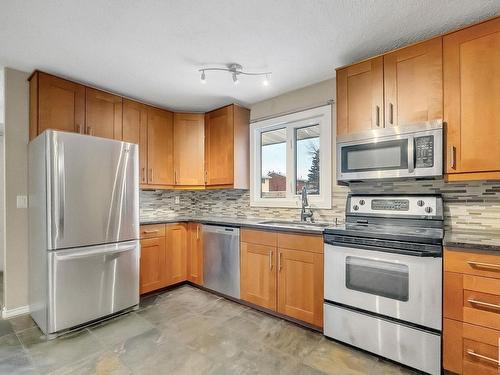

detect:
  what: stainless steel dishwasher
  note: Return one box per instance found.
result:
[202,225,240,299]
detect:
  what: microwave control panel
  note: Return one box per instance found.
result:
[415,136,434,168]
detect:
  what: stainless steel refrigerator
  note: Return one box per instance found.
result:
[28,130,140,336]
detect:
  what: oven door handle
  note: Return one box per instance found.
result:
[407,135,415,174]
[325,240,442,257]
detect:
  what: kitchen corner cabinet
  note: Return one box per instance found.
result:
[29,71,85,140]
[173,113,205,187]
[85,87,123,140]
[187,222,203,285]
[443,248,500,374]
[205,104,250,189]
[122,100,148,184]
[147,107,174,187]
[240,229,323,327]
[383,37,442,127]
[444,17,500,181]
[336,57,383,137]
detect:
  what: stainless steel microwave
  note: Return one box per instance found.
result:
[336,121,443,183]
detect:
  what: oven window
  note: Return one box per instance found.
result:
[341,139,408,173]
[345,256,409,301]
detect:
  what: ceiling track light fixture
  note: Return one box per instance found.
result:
[199,63,271,86]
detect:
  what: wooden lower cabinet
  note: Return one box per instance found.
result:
[187,223,203,285]
[165,224,187,285]
[277,248,323,327]
[139,236,166,294]
[443,248,500,374]
[240,242,277,310]
[240,228,323,328]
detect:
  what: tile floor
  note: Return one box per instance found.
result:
[0,285,417,374]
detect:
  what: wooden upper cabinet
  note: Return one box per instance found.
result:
[205,104,250,188]
[30,72,85,139]
[336,57,384,137]
[384,37,443,127]
[123,100,148,184]
[147,107,174,186]
[85,88,123,140]
[173,113,205,186]
[444,17,500,180]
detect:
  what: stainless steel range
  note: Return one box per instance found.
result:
[323,195,443,375]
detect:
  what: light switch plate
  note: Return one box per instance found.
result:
[174,196,180,204]
[17,195,28,208]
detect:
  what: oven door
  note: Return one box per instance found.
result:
[324,243,442,330]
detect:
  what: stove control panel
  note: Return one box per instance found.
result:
[348,196,439,217]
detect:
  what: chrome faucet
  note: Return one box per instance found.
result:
[300,187,314,222]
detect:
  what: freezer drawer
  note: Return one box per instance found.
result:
[47,240,140,333]
[324,302,441,375]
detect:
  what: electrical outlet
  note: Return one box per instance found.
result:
[174,196,180,204]
[17,195,28,208]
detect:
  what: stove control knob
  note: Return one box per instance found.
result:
[359,199,365,206]
[417,200,425,207]
[353,205,359,211]
[425,206,433,214]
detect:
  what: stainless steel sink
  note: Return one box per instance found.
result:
[257,220,330,228]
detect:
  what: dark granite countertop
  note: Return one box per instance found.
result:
[444,231,500,252]
[140,216,332,234]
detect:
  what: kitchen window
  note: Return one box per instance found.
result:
[250,105,331,208]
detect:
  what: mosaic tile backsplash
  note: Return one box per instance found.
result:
[140,180,500,232]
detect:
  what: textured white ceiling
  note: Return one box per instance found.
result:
[1,1,499,111]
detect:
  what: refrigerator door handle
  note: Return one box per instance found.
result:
[58,141,65,239]
[54,241,138,260]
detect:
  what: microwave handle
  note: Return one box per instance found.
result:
[407,135,415,173]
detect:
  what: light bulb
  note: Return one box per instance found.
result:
[200,71,206,84]
[262,74,270,86]
[232,72,239,85]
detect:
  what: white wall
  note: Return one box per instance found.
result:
[4,67,29,311]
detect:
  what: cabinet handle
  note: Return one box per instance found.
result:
[269,250,273,270]
[196,225,199,240]
[141,167,146,183]
[375,106,380,127]
[174,170,177,184]
[467,260,500,271]
[76,124,81,133]
[142,230,159,234]
[466,349,500,365]
[204,170,208,184]
[389,103,394,125]
[149,169,153,182]
[279,252,283,272]
[468,299,500,311]
[449,146,456,170]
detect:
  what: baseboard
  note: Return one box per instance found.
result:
[2,305,29,319]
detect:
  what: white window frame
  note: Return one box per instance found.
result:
[250,105,331,208]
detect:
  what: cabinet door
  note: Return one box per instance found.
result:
[240,242,277,310]
[384,37,443,127]
[85,87,123,140]
[147,107,174,185]
[205,106,234,186]
[277,248,323,327]
[123,100,148,184]
[443,318,463,374]
[173,113,205,186]
[444,17,500,177]
[336,57,384,137]
[38,73,85,135]
[187,223,203,285]
[165,224,187,286]
[140,237,166,294]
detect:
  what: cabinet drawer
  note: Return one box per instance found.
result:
[140,224,166,239]
[241,228,277,247]
[464,288,500,331]
[463,338,499,375]
[445,248,500,279]
[277,232,323,253]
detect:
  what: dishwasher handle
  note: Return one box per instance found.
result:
[201,224,240,236]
